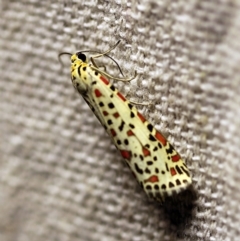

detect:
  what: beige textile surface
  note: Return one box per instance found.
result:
[1,1,240,240]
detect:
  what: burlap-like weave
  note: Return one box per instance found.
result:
[1,1,240,240]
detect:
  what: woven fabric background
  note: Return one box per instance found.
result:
[1,1,240,240]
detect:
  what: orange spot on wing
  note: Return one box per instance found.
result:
[127,130,134,136]
[142,147,151,157]
[100,76,109,85]
[137,112,146,122]
[110,128,116,137]
[172,154,180,162]
[113,112,120,118]
[120,150,132,160]
[170,167,177,176]
[103,111,109,116]
[94,89,102,97]
[155,131,167,146]
[144,175,159,183]
[117,92,126,101]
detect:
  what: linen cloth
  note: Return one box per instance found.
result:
[1,1,240,240]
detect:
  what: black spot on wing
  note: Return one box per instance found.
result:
[108,103,115,109]
[165,163,169,172]
[146,185,152,190]
[166,144,174,154]
[119,120,125,131]
[153,146,158,151]
[181,166,190,177]
[107,119,113,125]
[147,161,153,166]
[135,163,143,174]
[176,179,181,185]
[129,123,135,129]
[147,123,153,132]
[124,139,129,145]
[145,168,151,174]
[176,165,183,175]
[77,66,81,77]
[128,103,133,109]
[149,134,156,141]
[110,85,115,91]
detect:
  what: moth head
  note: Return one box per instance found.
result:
[70,52,89,95]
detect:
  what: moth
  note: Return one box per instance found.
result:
[59,41,192,202]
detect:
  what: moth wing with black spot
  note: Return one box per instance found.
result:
[83,71,191,202]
